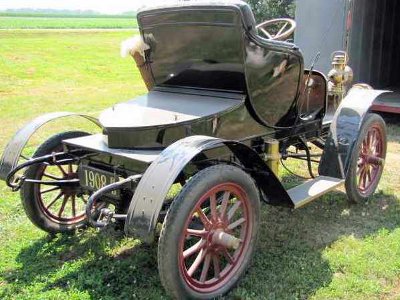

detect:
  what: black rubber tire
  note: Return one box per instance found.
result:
[20,131,89,234]
[158,165,260,299]
[345,113,387,203]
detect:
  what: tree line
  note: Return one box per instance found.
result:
[246,0,295,22]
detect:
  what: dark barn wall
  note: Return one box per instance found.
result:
[349,0,400,89]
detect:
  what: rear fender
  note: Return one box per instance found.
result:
[124,135,291,242]
[0,112,102,181]
[319,88,390,178]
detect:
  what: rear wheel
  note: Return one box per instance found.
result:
[158,165,260,299]
[20,131,89,233]
[345,113,387,203]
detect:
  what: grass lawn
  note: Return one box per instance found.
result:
[0,16,137,29]
[0,29,399,300]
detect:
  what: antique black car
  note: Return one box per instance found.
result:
[0,1,389,299]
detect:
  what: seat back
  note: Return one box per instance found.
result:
[137,1,256,92]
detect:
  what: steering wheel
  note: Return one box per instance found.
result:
[256,18,296,41]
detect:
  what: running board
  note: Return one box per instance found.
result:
[288,176,345,209]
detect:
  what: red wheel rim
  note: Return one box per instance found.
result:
[178,183,253,294]
[356,124,384,195]
[35,155,87,225]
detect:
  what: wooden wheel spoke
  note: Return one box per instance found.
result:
[43,172,62,180]
[183,239,206,259]
[187,248,207,277]
[46,191,63,210]
[57,165,68,176]
[209,194,218,221]
[358,168,365,188]
[366,167,372,183]
[371,131,378,149]
[40,186,61,194]
[228,217,246,230]
[362,140,367,152]
[360,168,368,189]
[79,195,87,204]
[186,228,207,238]
[212,254,221,278]
[196,208,212,228]
[356,161,363,175]
[219,191,230,218]
[200,253,211,283]
[367,131,372,147]
[227,201,241,221]
[71,195,76,217]
[58,195,69,217]
[222,248,234,265]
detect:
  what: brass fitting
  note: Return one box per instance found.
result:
[265,139,280,177]
[328,51,353,101]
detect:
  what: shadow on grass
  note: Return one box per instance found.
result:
[1,188,399,299]
[0,229,163,299]
[234,189,400,299]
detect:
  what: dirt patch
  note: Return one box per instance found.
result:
[381,280,400,300]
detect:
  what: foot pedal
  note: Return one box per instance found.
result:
[288,176,344,208]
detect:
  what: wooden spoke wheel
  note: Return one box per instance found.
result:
[21,131,89,233]
[36,161,87,225]
[345,113,387,203]
[158,165,260,299]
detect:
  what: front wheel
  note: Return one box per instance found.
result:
[158,165,260,299]
[345,113,387,203]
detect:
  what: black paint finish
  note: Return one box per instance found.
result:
[244,34,303,127]
[103,1,304,149]
[125,135,292,241]
[319,88,389,178]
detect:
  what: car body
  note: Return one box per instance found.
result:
[0,1,390,298]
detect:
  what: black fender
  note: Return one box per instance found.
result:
[124,135,292,242]
[0,112,102,181]
[319,88,390,179]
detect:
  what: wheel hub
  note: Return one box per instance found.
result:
[60,170,80,196]
[211,229,241,250]
[363,154,384,166]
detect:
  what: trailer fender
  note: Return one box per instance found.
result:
[125,135,291,242]
[0,112,102,181]
[319,88,390,179]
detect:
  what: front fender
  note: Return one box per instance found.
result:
[319,88,390,178]
[0,112,102,181]
[124,135,291,242]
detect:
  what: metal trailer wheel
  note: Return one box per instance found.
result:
[158,164,260,299]
[345,113,387,203]
[20,131,89,233]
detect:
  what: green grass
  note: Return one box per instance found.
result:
[0,16,138,29]
[0,12,136,18]
[0,29,399,299]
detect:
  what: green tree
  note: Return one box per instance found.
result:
[246,0,296,22]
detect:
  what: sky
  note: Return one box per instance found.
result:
[0,0,153,14]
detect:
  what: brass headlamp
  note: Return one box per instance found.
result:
[328,51,354,101]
